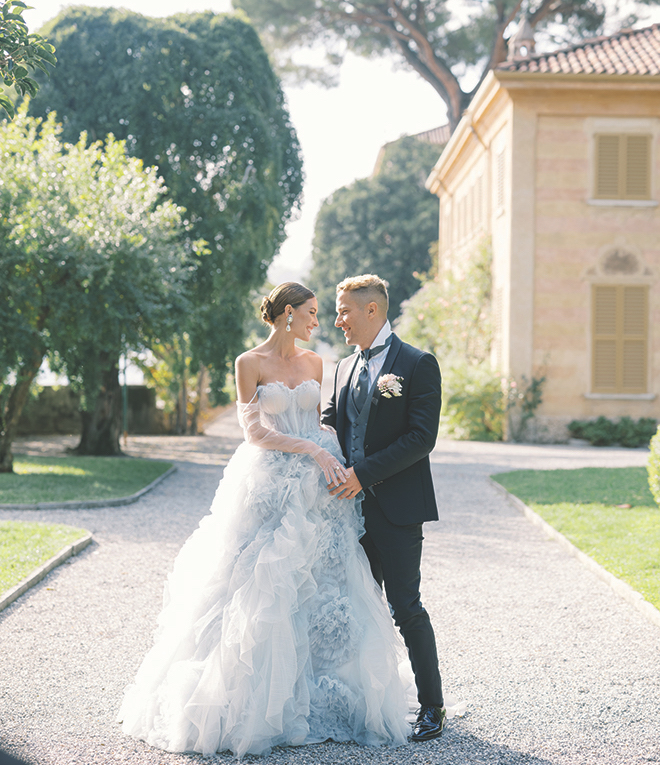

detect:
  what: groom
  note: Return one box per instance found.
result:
[321,274,445,742]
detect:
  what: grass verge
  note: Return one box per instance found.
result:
[492,467,660,610]
[0,521,89,595]
[0,454,172,505]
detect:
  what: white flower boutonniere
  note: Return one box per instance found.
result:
[377,374,403,398]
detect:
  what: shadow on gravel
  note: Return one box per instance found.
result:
[0,730,556,765]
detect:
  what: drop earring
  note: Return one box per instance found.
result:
[286,314,293,332]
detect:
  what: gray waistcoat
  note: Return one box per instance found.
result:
[344,382,375,467]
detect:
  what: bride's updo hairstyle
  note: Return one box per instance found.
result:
[260,282,315,326]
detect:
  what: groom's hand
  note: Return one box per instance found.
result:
[328,467,362,499]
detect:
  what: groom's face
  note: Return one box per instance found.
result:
[335,290,372,349]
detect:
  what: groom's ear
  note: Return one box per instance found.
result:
[366,301,378,319]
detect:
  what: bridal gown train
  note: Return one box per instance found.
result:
[119,379,411,757]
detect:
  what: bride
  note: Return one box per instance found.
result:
[118,282,411,757]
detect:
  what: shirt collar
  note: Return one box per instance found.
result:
[354,320,392,355]
[372,320,392,349]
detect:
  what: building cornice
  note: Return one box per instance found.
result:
[426,72,502,196]
[426,69,660,196]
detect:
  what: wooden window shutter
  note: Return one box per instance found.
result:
[594,134,651,200]
[592,285,648,393]
[595,135,620,199]
[624,135,651,199]
[622,286,647,391]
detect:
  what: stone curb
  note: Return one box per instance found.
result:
[0,531,93,613]
[489,476,660,630]
[0,465,177,511]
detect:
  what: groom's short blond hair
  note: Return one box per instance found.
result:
[336,274,389,313]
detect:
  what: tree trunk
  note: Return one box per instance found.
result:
[189,362,207,436]
[174,335,188,435]
[74,357,123,456]
[0,347,45,473]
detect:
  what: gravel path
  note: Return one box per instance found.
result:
[1,413,658,765]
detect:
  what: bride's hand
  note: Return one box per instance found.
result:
[310,447,348,486]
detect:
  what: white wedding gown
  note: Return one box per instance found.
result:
[119,379,411,757]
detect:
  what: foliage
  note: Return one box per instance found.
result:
[494,467,659,608]
[397,237,505,440]
[235,0,657,128]
[0,105,189,467]
[0,454,172,505]
[30,8,303,402]
[504,374,546,441]
[309,136,441,348]
[569,416,657,448]
[0,0,56,117]
[0,520,88,594]
[648,426,660,508]
[443,362,506,441]
[396,237,493,364]
[397,238,547,442]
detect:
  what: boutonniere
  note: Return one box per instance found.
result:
[377,374,403,398]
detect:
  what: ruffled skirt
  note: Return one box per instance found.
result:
[118,431,411,757]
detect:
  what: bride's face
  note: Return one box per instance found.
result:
[290,298,319,341]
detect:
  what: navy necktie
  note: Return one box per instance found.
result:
[352,338,391,411]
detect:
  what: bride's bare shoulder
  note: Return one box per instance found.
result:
[298,348,323,380]
[235,349,263,384]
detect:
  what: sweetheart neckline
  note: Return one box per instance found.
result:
[257,379,320,393]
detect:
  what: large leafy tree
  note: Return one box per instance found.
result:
[0,107,189,470]
[308,136,440,348]
[29,8,303,418]
[0,0,56,117]
[236,0,657,128]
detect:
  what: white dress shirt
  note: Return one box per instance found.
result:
[350,320,392,390]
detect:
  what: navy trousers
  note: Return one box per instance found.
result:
[359,491,444,708]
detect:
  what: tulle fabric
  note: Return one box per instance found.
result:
[119,380,411,757]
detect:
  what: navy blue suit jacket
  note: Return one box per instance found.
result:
[321,334,441,525]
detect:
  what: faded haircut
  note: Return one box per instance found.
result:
[336,274,389,312]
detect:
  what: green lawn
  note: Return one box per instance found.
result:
[493,467,660,610]
[0,521,89,594]
[0,454,172,505]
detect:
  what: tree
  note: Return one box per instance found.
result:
[235,0,658,128]
[308,136,440,348]
[29,8,303,425]
[0,106,189,470]
[0,0,55,117]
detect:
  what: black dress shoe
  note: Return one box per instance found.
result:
[411,705,446,741]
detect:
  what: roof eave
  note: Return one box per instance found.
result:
[494,70,660,88]
[426,71,502,196]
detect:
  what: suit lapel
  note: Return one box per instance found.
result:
[366,334,402,432]
[336,352,360,430]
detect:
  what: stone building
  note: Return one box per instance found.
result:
[426,24,660,441]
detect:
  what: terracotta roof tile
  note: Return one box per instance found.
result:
[498,23,660,75]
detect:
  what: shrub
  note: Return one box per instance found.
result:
[443,364,506,441]
[569,416,658,448]
[647,425,660,507]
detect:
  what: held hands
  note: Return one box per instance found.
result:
[310,446,349,487]
[328,466,362,500]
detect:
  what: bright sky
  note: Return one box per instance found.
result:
[24,0,448,286]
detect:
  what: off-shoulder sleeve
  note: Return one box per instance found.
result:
[237,402,322,456]
[237,401,348,485]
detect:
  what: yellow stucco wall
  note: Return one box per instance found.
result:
[428,75,660,440]
[518,87,660,435]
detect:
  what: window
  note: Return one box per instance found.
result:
[594,134,651,200]
[592,285,648,393]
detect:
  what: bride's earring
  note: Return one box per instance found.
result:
[286,314,293,332]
